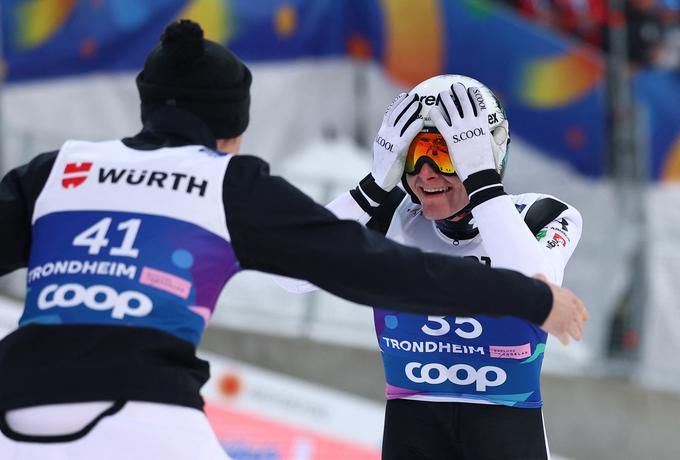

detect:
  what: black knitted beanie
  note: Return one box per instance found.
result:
[136,19,252,139]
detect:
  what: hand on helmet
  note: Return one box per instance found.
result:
[372,93,424,192]
[430,83,497,182]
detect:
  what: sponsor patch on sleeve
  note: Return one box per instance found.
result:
[540,217,571,249]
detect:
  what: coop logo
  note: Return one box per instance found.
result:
[61,162,93,189]
[405,362,506,391]
[37,283,153,319]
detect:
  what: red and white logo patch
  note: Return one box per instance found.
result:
[61,162,93,189]
[552,233,567,247]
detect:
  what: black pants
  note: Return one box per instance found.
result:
[382,399,549,460]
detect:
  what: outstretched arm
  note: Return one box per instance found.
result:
[224,155,558,325]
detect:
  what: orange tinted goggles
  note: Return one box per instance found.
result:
[404,128,455,175]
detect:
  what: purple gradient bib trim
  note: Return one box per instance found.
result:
[385,384,421,399]
[373,308,391,338]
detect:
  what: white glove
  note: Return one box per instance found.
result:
[372,93,424,191]
[430,83,496,182]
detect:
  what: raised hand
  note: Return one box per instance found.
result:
[429,83,497,182]
[372,93,424,192]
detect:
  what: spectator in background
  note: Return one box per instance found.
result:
[658,0,680,70]
[510,0,558,28]
[626,0,667,67]
[568,0,608,48]
[500,0,679,71]
[501,0,607,47]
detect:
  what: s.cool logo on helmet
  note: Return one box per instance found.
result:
[451,128,486,144]
[471,88,486,110]
[37,283,153,319]
[405,362,507,391]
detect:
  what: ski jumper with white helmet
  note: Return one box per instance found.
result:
[287,74,582,408]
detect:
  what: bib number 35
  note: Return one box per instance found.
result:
[421,316,482,339]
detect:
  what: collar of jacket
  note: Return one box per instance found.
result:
[123,105,218,150]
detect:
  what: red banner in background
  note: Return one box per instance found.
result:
[200,352,383,460]
[206,403,380,460]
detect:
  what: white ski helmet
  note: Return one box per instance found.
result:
[408,74,510,178]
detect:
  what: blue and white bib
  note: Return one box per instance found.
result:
[22,140,239,346]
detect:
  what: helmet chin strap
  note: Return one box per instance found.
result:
[436,204,479,241]
[443,203,473,221]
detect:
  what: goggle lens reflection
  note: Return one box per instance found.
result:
[404,129,455,175]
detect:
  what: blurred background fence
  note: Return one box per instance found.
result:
[2,1,680,459]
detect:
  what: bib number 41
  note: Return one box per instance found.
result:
[73,218,141,257]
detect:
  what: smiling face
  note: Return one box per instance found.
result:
[405,162,470,220]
